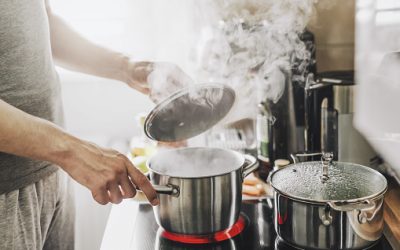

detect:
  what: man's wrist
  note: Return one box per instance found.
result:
[46,126,80,169]
[115,53,131,84]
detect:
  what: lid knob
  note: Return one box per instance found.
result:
[321,152,333,183]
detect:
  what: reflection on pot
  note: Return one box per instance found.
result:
[270,154,387,250]
[274,192,385,250]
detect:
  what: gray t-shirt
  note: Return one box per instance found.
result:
[0,0,63,194]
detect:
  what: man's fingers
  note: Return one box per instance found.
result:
[108,183,123,204]
[125,160,159,206]
[119,176,136,199]
[131,83,150,95]
[92,187,110,205]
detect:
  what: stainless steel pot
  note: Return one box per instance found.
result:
[147,147,258,235]
[270,153,387,250]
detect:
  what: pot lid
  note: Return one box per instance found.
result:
[144,83,235,142]
[270,161,387,203]
[147,147,244,178]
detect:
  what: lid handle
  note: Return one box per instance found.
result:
[290,152,334,183]
[321,152,333,183]
[290,152,325,163]
[241,154,259,181]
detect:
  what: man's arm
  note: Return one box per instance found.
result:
[45,0,156,95]
[0,99,158,205]
[45,0,193,99]
[45,1,129,84]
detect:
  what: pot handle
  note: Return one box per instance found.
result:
[328,200,376,212]
[328,199,382,224]
[154,184,180,196]
[290,152,333,163]
[138,184,180,197]
[242,154,259,180]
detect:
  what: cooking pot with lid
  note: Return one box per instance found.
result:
[270,153,387,250]
[148,147,258,235]
[142,83,259,235]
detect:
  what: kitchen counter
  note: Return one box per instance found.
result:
[100,200,141,250]
[383,176,400,249]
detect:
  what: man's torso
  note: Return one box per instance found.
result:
[0,0,63,193]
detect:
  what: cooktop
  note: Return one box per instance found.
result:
[127,200,392,250]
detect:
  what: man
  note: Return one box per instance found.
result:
[0,0,190,249]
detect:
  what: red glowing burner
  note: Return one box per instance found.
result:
[160,215,248,244]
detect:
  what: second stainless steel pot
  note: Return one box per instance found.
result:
[274,191,385,249]
[147,147,258,235]
[270,153,388,250]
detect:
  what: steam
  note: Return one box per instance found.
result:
[146,0,321,126]
[147,62,195,104]
[193,0,318,123]
[149,147,242,177]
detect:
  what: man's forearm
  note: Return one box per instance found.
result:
[0,99,159,205]
[0,99,76,166]
[47,8,129,83]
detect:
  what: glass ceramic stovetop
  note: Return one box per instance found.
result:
[128,200,392,250]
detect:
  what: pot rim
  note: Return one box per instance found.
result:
[147,147,245,179]
[273,186,387,206]
[270,161,388,205]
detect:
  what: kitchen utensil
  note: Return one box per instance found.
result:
[264,30,316,163]
[144,83,235,142]
[147,147,258,235]
[142,83,259,234]
[305,71,378,167]
[270,152,387,249]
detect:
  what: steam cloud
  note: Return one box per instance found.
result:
[147,0,326,126]
[193,0,319,123]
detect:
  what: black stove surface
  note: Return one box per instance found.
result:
[129,200,392,250]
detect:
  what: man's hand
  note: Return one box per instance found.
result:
[0,99,158,206]
[58,138,159,206]
[122,61,194,103]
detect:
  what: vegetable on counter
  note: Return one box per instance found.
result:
[242,173,267,197]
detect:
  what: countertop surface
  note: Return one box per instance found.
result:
[100,200,141,250]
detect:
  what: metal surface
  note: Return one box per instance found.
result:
[262,30,316,162]
[274,192,385,249]
[290,152,327,163]
[333,85,354,114]
[149,151,258,235]
[320,98,338,155]
[271,157,388,249]
[267,71,305,163]
[290,152,333,183]
[153,184,180,196]
[270,161,387,203]
[144,83,235,142]
[242,154,259,180]
[151,170,240,235]
[321,152,333,182]
[307,71,378,166]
